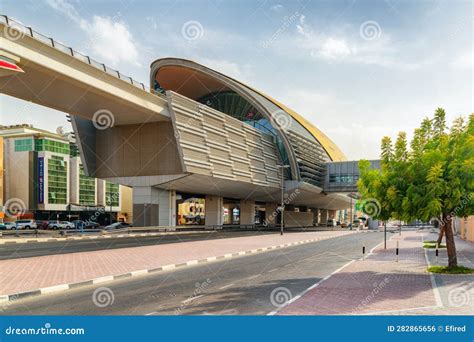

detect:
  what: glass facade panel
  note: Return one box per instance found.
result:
[48,155,67,204]
[14,138,33,152]
[79,165,95,205]
[105,181,120,207]
[329,174,359,184]
[35,138,70,155]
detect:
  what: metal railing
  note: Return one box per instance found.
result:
[0,14,166,100]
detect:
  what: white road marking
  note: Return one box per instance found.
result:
[219,283,234,290]
[421,234,443,307]
[247,274,260,280]
[182,294,204,303]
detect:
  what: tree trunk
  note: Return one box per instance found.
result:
[444,217,458,268]
[436,222,445,245]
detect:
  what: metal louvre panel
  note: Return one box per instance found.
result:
[287,130,328,187]
[167,91,282,187]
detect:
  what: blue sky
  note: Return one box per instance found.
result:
[1,0,472,159]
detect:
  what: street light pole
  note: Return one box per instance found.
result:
[277,164,290,236]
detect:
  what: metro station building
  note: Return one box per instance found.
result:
[0,15,367,228]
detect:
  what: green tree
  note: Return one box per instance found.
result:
[359,108,474,267]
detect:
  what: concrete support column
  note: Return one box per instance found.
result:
[320,209,328,225]
[132,186,176,227]
[264,202,278,225]
[240,200,255,225]
[205,195,223,226]
[313,208,320,225]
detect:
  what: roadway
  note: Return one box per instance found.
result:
[0,230,287,260]
[2,232,390,315]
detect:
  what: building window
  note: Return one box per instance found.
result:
[14,138,33,152]
[329,174,359,184]
[105,181,120,207]
[35,139,70,155]
[79,165,95,205]
[48,155,67,204]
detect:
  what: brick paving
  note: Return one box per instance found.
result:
[278,231,440,315]
[0,231,355,296]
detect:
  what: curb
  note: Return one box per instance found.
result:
[0,232,359,304]
[0,230,217,245]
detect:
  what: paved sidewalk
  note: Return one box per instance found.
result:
[277,231,441,315]
[422,233,474,315]
[0,230,356,299]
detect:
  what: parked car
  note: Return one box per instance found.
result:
[340,222,348,228]
[326,219,336,227]
[105,222,131,230]
[15,220,37,230]
[72,220,100,229]
[72,220,85,229]
[84,220,100,228]
[36,220,49,229]
[48,220,74,229]
[0,222,17,230]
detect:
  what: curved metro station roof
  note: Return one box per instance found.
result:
[150,58,347,185]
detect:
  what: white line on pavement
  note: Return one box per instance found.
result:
[247,275,260,280]
[182,295,204,304]
[218,283,234,290]
[421,234,443,307]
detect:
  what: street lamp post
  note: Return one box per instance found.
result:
[277,164,290,236]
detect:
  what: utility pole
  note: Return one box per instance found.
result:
[277,164,290,235]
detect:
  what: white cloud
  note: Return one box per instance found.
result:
[86,16,140,66]
[316,38,355,60]
[46,0,141,67]
[290,15,422,70]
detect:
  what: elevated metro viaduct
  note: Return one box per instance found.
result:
[0,15,377,227]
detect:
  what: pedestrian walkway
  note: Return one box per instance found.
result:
[277,231,473,315]
[422,233,474,315]
[0,230,356,300]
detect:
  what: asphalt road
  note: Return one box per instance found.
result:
[0,230,284,260]
[2,232,391,315]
